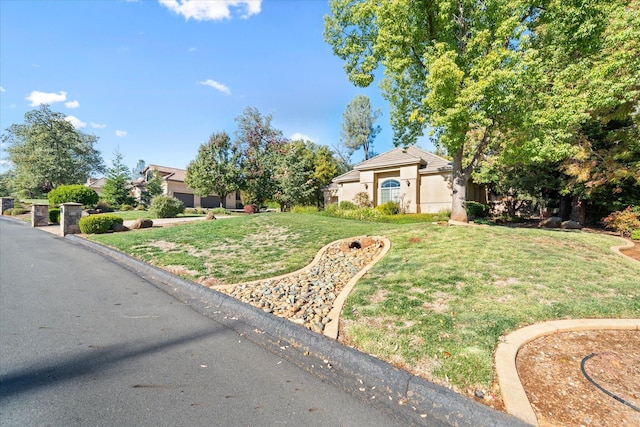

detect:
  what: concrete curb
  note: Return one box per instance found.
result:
[496,319,640,425]
[63,233,529,426]
[610,236,639,264]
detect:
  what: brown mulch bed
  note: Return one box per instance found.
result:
[516,330,640,426]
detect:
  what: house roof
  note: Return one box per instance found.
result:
[332,169,361,184]
[86,177,106,188]
[332,146,452,183]
[144,164,187,182]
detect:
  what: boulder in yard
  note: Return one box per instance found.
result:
[131,218,153,229]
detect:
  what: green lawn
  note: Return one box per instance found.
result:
[88,213,640,393]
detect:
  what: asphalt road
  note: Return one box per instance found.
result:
[0,219,411,426]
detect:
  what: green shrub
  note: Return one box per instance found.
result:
[631,229,640,241]
[184,207,198,215]
[344,207,382,222]
[49,208,60,224]
[210,207,229,215]
[9,207,29,215]
[149,196,184,218]
[135,204,146,211]
[376,201,400,215]
[196,207,206,215]
[79,214,123,234]
[2,209,11,215]
[324,204,339,215]
[602,207,640,237]
[120,204,134,211]
[339,200,357,210]
[48,185,99,206]
[467,201,489,218]
[291,205,318,214]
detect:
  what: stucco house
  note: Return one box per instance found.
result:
[325,146,486,214]
[132,164,239,209]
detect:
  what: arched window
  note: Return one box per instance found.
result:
[380,179,401,203]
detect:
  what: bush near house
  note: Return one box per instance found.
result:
[48,185,99,207]
[376,201,400,215]
[467,201,489,218]
[339,200,357,210]
[79,214,123,234]
[149,195,184,218]
[631,229,640,240]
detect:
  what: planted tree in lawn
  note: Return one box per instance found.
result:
[140,169,164,207]
[233,107,287,208]
[325,0,633,222]
[340,94,381,161]
[185,131,241,208]
[101,149,136,208]
[2,104,103,196]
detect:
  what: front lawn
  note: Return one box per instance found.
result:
[88,213,640,393]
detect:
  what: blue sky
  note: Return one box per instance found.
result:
[0,0,434,173]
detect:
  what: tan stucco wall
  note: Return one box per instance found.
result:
[419,173,453,213]
[337,181,367,205]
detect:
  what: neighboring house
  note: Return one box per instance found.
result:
[326,146,486,214]
[132,164,239,209]
[86,177,106,196]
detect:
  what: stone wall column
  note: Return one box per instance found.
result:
[60,203,83,235]
[0,197,14,214]
[31,203,49,227]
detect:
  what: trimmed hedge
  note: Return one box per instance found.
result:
[467,201,489,218]
[49,208,60,224]
[79,214,123,234]
[48,185,99,206]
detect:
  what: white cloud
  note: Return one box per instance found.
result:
[0,86,5,92]
[91,122,106,129]
[188,47,197,52]
[115,130,127,137]
[65,100,80,109]
[159,0,261,21]
[26,90,67,106]
[65,115,86,129]
[290,133,316,142]
[199,79,231,95]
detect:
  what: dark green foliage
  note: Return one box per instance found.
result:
[376,201,400,215]
[48,184,99,206]
[149,195,184,218]
[2,105,104,194]
[78,214,123,234]
[101,149,136,208]
[466,201,489,218]
[49,208,60,223]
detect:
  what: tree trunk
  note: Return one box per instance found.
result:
[570,197,586,225]
[450,150,468,222]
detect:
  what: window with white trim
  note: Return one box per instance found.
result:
[380,179,401,203]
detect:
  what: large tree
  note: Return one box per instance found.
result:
[233,107,287,207]
[340,94,381,161]
[101,149,135,208]
[273,140,340,211]
[185,131,241,208]
[325,0,631,222]
[2,105,103,195]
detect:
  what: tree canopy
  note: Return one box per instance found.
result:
[2,105,104,196]
[340,94,381,161]
[185,131,241,208]
[233,107,287,207]
[325,0,639,222]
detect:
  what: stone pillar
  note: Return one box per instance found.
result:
[31,204,49,227]
[60,203,83,235]
[0,197,14,214]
